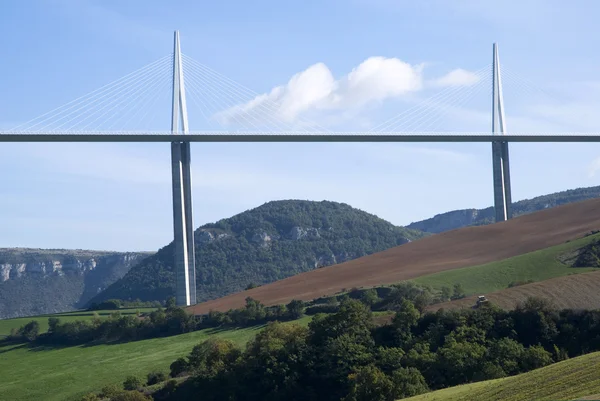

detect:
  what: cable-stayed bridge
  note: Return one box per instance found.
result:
[1,31,594,306]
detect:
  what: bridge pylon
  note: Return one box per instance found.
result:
[491,43,512,223]
[170,31,196,306]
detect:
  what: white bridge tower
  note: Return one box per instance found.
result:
[170,31,196,306]
[491,43,512,222]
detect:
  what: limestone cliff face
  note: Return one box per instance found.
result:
[0,249,152,319]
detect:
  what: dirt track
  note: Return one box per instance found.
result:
[188,198,600,315]
[428,270,600,311]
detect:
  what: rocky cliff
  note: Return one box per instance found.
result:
[0,249,152,319]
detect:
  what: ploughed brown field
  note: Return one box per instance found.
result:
[428,270,600,311]
[187,198,600,315]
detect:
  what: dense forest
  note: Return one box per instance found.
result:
[89,200,425,306]
[65,296,600,401]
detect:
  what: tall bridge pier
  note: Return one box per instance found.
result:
[170,31,196,306]
[491,43,512,222]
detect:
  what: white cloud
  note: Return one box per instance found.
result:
[216,57,490,128]
[430,68,482,87]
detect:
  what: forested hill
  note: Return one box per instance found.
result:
[408,185,600,234]
[88,200,426,305]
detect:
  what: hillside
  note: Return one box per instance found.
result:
[0,315,305,401]
[411,232,600,299]
[403,351,600,401]
[188,197,600,315]
[429,270,600,312]
[408,185,600,233]
[89,200,424,306]
[0,249,151,319]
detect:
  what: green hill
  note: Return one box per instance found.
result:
[408,185,600,233]
[403,351,600,401]
[89,200,425,306]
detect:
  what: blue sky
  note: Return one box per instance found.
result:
[1,0,600,251]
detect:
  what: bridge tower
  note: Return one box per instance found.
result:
[491,43,512,222]
[170,31,196,306]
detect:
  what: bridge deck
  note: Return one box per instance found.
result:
[1,133,600,142]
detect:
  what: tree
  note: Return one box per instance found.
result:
[187,338,240,376]
[111,392,151,401]
[488,337,524,375]
[245,282,258,290]
[170,357,189,378]
[520,345,553,371]
[451,283,466,300]
[147,370,167,385]
[123,376,143,391]
[100,384,124,399]
[166,296,177,310]
[391,299,419,345]
[344,365,393,401]
[21,321,40,342]
[389,367,429,399]
[440,286,452,302]
[48,317,60,333]
[361,289,380,307]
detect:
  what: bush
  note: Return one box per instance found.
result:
[80,393,100,401]
[305,303,340,315]
[123,375,144,390]
[147,370,167,385]
[100,383,124,398]
[112,391,151,401]
[170,357,189,377]
[19,320,40,342]
[88,299,121,311]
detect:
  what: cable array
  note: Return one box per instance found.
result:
[181,54,329,133]
[10,55,174,132]
[6,50,585,135]
[370,65,492,132]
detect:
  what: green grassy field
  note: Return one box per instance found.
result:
[0,316,311,401]
[403,351,600,401]
[412,233,599,296]
[0,308,156,337]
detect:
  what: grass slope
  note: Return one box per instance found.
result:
[412,233,600,296]
[429,270,600,312]
[0,316,311,401]
[403,351,600,401]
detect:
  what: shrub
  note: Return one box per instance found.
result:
[112,391,151,401]
[123,375,144,391]
[20,320,40,342]
[80,393,100,401]
[147,370,167,385]
[170,357,189,377]
[305,304,340,315]
[100,383,124,398]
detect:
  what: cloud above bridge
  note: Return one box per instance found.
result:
[214,57,482,128]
